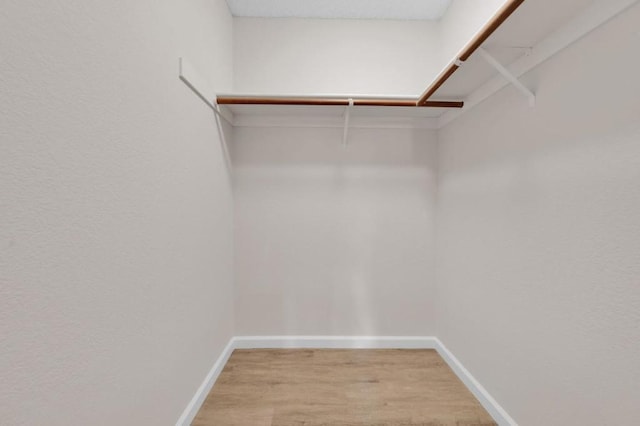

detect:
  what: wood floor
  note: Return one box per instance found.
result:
[193,349,495,426]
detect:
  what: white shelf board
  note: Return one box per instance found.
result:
[437,0,639,128]
[434,0,594,100]
[211,0,624,130]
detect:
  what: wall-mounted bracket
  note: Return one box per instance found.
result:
[478,47,536,107]
[211,98,229,152]
[342,98,354,147]
[179,57,233,122]
[178,57,232,169]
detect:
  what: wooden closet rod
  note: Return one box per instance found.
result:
[216,0,524,109]
[417,0,526,106]
[217,96,464,108]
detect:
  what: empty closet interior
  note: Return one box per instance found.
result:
[2,0,639,425]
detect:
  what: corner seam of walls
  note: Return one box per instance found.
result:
[433,126,442,338]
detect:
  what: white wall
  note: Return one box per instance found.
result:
[436,5,640,425]
[0,1,234,425]
[232,126,437,336]
[233,18,441,95]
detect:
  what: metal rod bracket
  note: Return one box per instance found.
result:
[342,98,354,147]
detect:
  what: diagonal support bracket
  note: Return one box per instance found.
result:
[211,99,229,152]
[178,57,232,169]
[478,47,536,107]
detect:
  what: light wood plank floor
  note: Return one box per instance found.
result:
[193,349,496,426]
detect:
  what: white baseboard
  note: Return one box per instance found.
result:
[176,335,516,426]
[175,339,235,426]
[433,338,517,426]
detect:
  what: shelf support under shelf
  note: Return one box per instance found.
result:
[342,98,353,147]
[478,48,536,107]
[178,57,232,169]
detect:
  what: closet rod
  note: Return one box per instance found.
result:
[217,96,464,108]
[417,0,526,106]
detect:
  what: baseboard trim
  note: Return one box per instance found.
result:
[177,335,517,426]
[434,338,517,426]
[175,338,235,426]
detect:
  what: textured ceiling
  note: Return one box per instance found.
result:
[225,0,453,20]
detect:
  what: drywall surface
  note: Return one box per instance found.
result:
[437,0,508,70]
[233,18,441,95]
[0,1,234,425]
[233,127,437,335]
[436,5,640,425]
